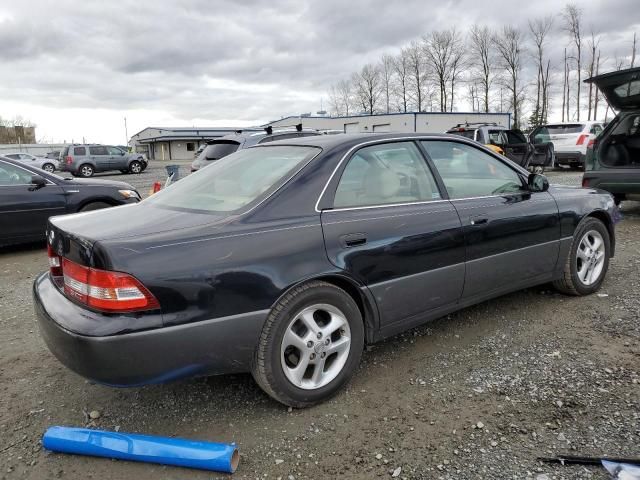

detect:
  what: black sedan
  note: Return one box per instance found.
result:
[0,156,140,247]
[33,134,619,407]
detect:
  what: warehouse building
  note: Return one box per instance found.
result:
[267,112,511,134]
[129,126,259,161]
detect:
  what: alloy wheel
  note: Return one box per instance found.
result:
[280,303,351,390]
[43,164,55,173]
[576,230,606,286]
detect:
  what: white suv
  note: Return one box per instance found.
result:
[531,121,604,169]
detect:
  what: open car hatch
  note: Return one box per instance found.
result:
[586,67,640,111]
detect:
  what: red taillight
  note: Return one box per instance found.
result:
[582,177,589,187]
[65,156,73,164]
[587,138,595,148]
[47,244,63,277]
[60,258,159,312]
[576,134,589,145]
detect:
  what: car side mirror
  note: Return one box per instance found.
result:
[527,173,548,192]
[30,175,46,189]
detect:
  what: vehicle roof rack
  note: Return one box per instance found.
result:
[453,122,499,128]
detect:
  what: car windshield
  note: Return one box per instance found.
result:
[147,145,320,213]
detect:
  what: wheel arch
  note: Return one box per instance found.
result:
[275,273,379,344]
[77,197,118,211]
[585,209,616,257]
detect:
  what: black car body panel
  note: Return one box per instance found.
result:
[0,157,140,246]
[33,134,619,386]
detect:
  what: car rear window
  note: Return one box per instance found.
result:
[147,145,320,213]
[542,124,585,134]
[201,141,240,161]
[73,147,86,156]
[447,129,476,140]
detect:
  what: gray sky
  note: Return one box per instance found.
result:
[0,0,638,143]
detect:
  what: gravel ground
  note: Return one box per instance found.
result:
[1,168,639,480]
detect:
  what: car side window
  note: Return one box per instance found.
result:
[89,146,108,155]
[505,130,527,144]
[421,141,525,199]
[73,147,86,156]
[5,154,19,160]
[0,161,33,185]
[333,142,441,208]
[107,146,123,155]
[590,124,603,136]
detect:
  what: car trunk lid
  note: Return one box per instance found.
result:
[586,66,640,111]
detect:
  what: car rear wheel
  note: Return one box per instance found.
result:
[129,161,142,174]
[42,163,55,173]
[553,217,610,296]
[80,202,111,212]
[78,164,94,177]
[252,281,364,407]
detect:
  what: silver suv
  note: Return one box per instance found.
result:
[59,144,148,177]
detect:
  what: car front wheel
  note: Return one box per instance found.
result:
[252,281,364,407]
[553,217,610,296]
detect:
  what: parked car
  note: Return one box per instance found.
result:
[4,152,59,173]
[34,133,618,407]
[190,125,320,172]
[446,123,554,172]
[193,143,207,159]
[530,121,604,169]
[59,144,148,177]
[0,156,140,247]
[45,151,60,160]
[582,67,640,205]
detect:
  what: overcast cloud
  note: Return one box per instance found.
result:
[0,0,638,143]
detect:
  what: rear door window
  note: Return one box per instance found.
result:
[333,142,441,208]
[73,147,86,156]
[89,146,108,155]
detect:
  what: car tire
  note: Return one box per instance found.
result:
[78,164,94,178]
[251,281,364,408]
[42,163,55,173]
[129,161,142,174]
[553,217,610,296]
[79,202,112,212]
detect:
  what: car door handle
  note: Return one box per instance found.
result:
[340,233,367,248]
[470,216,488,226]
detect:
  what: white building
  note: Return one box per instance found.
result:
[267,112,511,134]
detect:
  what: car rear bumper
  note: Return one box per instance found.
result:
[555,151,585,166]
[582,170,640,195]
[33,273,267,386]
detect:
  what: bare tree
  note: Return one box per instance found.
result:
[406,40,427,111]
[392,49,411,112]
[563,4,583,121]
[593,49,601,120]
[448,31,466,111]
[336,79,353,116]
[562,48,567,122]
[352,63,382,115]
[632,32,637,68]
[379,54,395,114]
[423,29,456,112]
[493,26,525,129]
[529,16,553,126]
[328,84,342,116]
[469,25,494,112]
[586,30,600,120]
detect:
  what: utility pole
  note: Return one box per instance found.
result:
[124,117,129,150]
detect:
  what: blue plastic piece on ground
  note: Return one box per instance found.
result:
[42,426,238,473]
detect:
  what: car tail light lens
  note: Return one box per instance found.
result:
[59,258,159,312]
[576,134,589,145]
[587,138,595,148]
[65,156,73,164]
[582,177,589,187]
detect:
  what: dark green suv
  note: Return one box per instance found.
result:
[583,67,640,205]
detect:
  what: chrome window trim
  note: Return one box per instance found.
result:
[314,135,530,213]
